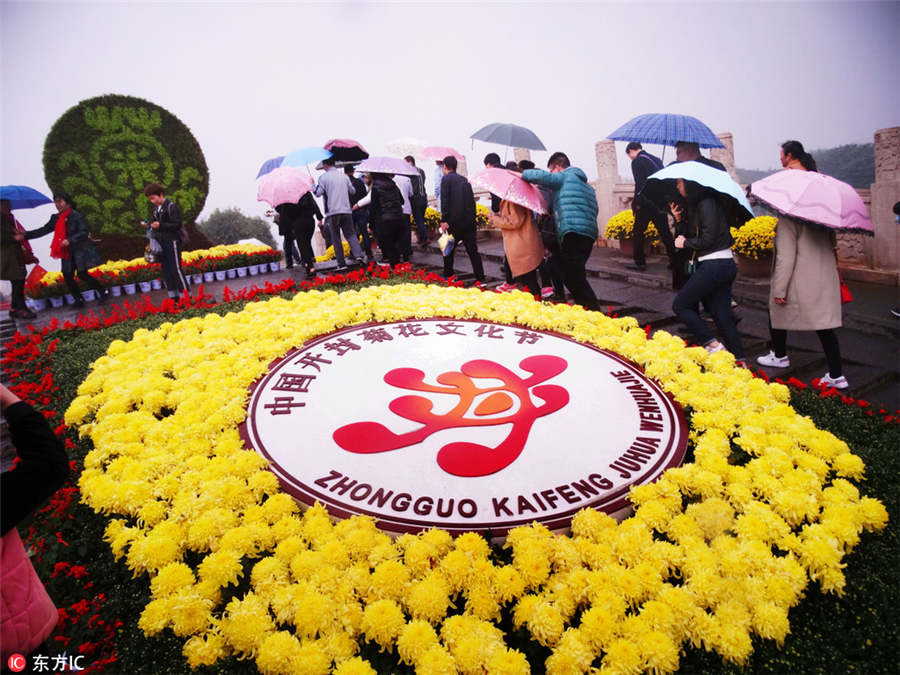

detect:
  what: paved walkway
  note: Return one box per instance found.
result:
[2,240,898,410]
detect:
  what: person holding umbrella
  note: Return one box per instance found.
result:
[23,192,108,307]
[1,199,38,319]
[625,142,673,271]
[670,176,745,362]
[754,141,847,389]
[364,173,407,267]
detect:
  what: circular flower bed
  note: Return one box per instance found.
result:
[65,285,887,674]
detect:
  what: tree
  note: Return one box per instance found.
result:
[196,208,277,249]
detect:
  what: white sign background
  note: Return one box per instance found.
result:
[243,320,687,535]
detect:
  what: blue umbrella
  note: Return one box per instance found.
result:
[642,161,754,222]
[256,156,286,179]
[470,122,546,151]
[608,113,725,149]
[282,146,332,168]
[0,185,53,209]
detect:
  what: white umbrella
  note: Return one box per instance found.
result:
[386,137,427,158]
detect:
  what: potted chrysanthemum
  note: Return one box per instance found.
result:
[604,209,660,258]
[731,216,777,277]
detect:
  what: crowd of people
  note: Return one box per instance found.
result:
[1,138,860,389]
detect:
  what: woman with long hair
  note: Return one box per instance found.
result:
[671,178,745,362]
[756,142,847,389]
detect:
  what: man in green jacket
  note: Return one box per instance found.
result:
[522,152,599,310]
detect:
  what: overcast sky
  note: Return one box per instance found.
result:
[1,0,897,267]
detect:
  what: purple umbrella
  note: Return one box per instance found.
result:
[354,156,420,176]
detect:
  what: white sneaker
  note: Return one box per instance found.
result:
[818,373,849,390]
[704,340,725,354]
[756,351,790,368]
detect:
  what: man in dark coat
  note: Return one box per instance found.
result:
[625,142,674,271]
[345,166,374,262]
[674,141,727,171]
[439,156,485,282]
[404,156,429,246]
[143,183,190,298]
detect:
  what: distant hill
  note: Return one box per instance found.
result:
[736,143,875,188]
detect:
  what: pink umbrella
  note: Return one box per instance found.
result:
[750,169,873,234]
[470,168,548,214]
[257,167,314,207]
[423,146,464,161]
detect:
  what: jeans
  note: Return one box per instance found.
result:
[352,207,374,260]
[442,227,485,282]
[324,213,365,266]
[770,325,843,378]
[560,233,599,311]
[8,279,26,310]
[633,204,674,265]
[672,257,744,358]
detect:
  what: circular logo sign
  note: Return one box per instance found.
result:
[243,319,687,536]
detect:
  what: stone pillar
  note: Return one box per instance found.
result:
[871,126,900,278]
[513,148,531,164]
[457,156,468,177]
[709,132,739,182]
[593,140,620,241]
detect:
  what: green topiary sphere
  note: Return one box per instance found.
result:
[43,94,209,237]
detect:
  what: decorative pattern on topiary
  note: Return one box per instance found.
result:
[43,94,209,236]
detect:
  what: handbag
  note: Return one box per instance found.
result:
[839,278,853,304]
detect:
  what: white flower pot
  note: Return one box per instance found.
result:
[248,264,260,275]
[236,267,248,277]
[192,274,203,284]
[82,289,97,302]
[269,261,280,272]
[110,285,123,297]
[49,296,65,308]
[151,279,163,290]
[123,283,137,295]
[28,298,47,312]
[215,270,227,281]
[64,293,76,305]
[203,272,215,282]
[226,268,237,279]
[139,281,152,293]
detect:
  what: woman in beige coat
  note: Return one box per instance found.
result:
[494,199,544,298]
[756,144,846,388]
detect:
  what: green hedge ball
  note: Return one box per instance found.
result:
[43,94,209,236]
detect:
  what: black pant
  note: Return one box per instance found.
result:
[412,198,428,243]
[442,227,485,282]
[560,233,599,310]
[8,279,26,310]
[295,222,316,270]
[672,258,744,359]
[61,259,103,301]
[770,325,843,378]
[512,268,541,298]
[399,214,413,260]
[633,204,674,265]
[376,218,406,267]
[282,233,299,267]
[158,237,189,294]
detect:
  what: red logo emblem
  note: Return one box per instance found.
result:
[333,355,569,476]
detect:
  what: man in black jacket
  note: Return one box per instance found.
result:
[439,156,485,283]
[625,142,674,271]
[404,156,429,246]
[674,141,727,171]
[345,166,375,262]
